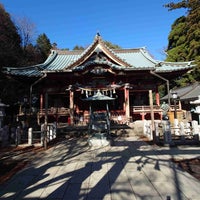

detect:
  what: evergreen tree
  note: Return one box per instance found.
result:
[165,0,200,86]
[0,4,22,68]
[104,41,121,49]
[20,44,45,66]
[73,45,84,50]
[36,33,52,61]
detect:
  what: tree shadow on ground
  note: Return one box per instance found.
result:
[0,136,200,200]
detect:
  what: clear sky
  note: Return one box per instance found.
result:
[0,0,186,60]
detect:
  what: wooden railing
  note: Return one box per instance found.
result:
[131,105,163,121]
[132,105,162,113]
[36,105,182,124]
[38,107,70,116]
[132,105,181,112]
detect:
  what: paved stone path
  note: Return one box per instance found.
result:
[0,136,200,200]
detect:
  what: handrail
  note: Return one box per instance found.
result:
[132,105,181,113]
[39,107,70,115]
[132,105,162,112]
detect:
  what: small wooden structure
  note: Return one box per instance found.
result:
[162,83,200,123]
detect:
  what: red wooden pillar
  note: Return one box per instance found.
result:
[40,94,43,113]
[140,112,146,120]
[155,87,160,106]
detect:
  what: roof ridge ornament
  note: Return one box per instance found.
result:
[95,32,102,41]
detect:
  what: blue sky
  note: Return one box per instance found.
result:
[1,0,186,60]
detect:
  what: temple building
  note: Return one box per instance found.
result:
[3,34,195,125]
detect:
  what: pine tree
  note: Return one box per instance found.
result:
[165,0,200,85]
[36,33,52,61]
[0,4,22,68]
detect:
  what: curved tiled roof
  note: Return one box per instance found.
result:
[44,53,81,71]
[4,65,43,77]
[114,48,157,69]
[154,61,195,73]
[176,83,200,100]
[2,34,195,78]
[162,82,200,101]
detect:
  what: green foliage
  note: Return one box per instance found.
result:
[21,44,45,66]
[0,4,22,68]
[36,33,52,61]
[165,0,200,86]
[73,45,85,50]
[104,41,121,49]
[0,4,52,106]
[166,44,188,62]
[167,16,186,50]
[158,85,167,98]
